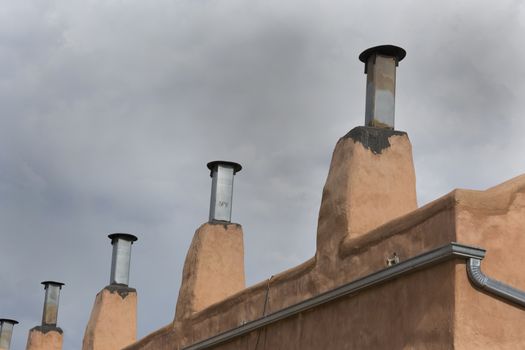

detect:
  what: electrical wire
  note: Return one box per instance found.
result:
[253,275,273,349]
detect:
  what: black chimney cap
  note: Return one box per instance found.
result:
[359,45,406,73]
[359,45,406,63]
[207,161,242,177]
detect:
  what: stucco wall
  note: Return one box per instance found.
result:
[175,222,245,321]
[123,132,525,350]
[203,262,456,350]
[454,176,525,349]
[83,287,137,350]
[25,328,62,350]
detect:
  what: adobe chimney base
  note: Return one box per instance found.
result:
[82,286,137,350]
[174,222,245,321]
[316,126,418,271]
[25,327,63,350]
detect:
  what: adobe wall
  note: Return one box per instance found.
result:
[199,262,456,350]
[124,132,525,350]
[25,328,63,350]
[316,127,417,273]
[83,287,137,350]
[125,129,456,350]
[126,191,461,350]
[453,175,525,349]
[175,222,245,321]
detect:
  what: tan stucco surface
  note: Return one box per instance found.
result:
[453,175,525,349]
[205,262,456,350]
[123,132,525,350]
[175,222,245,321]
[316,132,417,273]
[25,329,62,350]
[82,287,136,350]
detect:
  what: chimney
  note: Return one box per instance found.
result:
[315,44,417,271]
[207,161,242,222]
[359,45,406,129]
[25,282,64,350]
[41,281,65,327]
[82,234,139,350]
[0,319,18,350]
[174,161,246,320]
[108,233,138,286]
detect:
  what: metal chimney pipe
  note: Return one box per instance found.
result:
[359,45,406,129]
[108,233,138,286]
[0,319,18,350]
[40,281,64,327]
[207,161,242,222]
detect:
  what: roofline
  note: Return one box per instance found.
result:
[183,242,491,350]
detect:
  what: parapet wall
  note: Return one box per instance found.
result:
[124,129,525,349]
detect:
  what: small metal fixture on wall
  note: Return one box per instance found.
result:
[108,233,138,286]
[207,161,242,223]
[386,253,400,267]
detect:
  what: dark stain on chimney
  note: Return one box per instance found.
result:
[209,220,242,230]
[104,285,137,299]
[343,126,407,154]
[30,325,63,334]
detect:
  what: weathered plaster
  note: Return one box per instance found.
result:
[315,127,417,273]
[175,222,246,321]
[453,175,525,349]
[25,328,63,350]
[82,286,137,350]
[123,134,525,350]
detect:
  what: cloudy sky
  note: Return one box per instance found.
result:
[1,0,524,348]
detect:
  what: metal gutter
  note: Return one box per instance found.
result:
[467,258,525,307]
[183,242,485,350]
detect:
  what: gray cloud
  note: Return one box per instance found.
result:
[1,0,525,348]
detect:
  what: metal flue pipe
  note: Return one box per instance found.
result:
[0,319,18,350]
[41,281,65,327]
[207,161,242,223]
[359,45,406,129]
[108,233,138,286]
